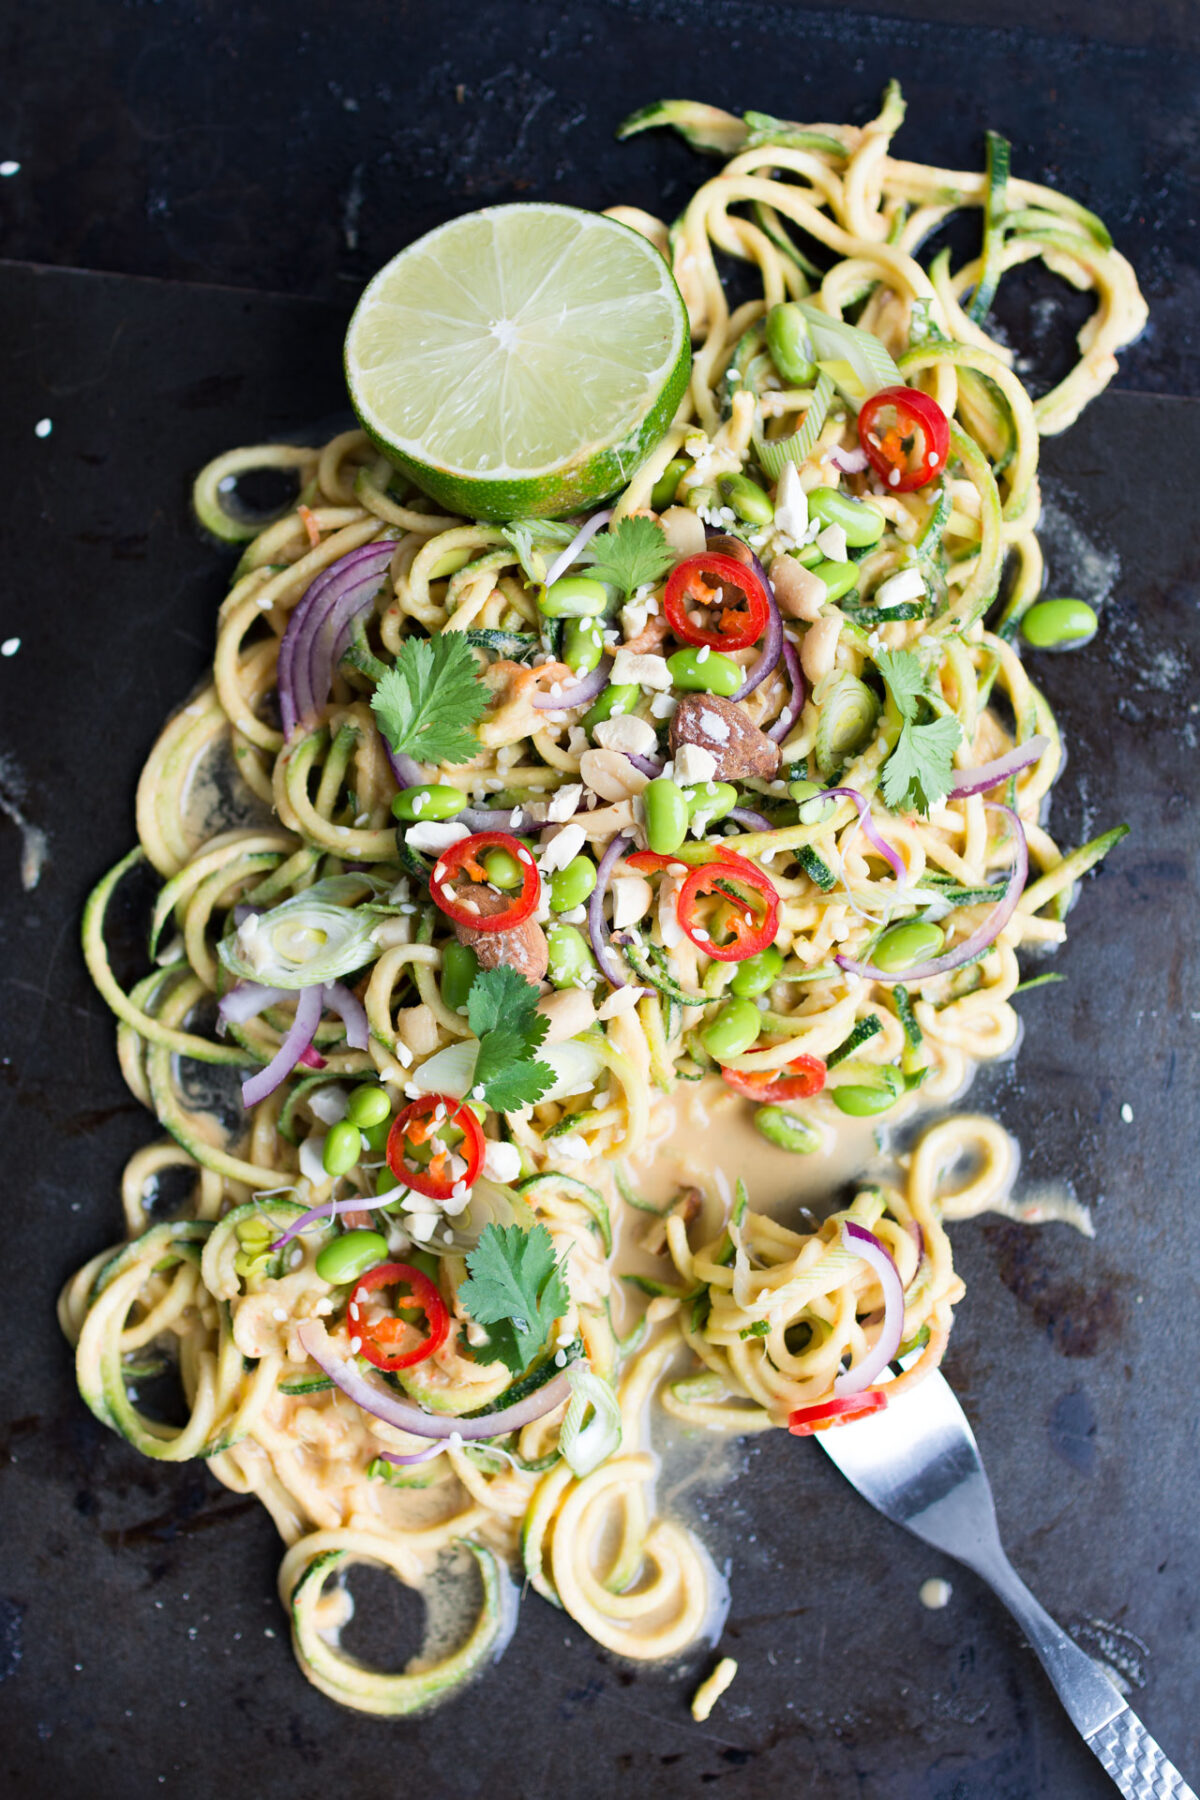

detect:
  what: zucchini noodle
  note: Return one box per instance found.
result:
[62,88,1144,1715]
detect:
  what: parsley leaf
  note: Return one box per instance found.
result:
[881,715,962,814]
[873,648,926,723]
[585,516,677,600]
[370,632,487,767]
[466,967,554,1112]
[458,1222,570,1376]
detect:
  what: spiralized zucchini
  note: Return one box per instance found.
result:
[63,87,1143,1714]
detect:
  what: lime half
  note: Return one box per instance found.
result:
[344,203,691,520]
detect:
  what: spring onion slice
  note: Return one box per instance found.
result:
[560,1366,623,1477]
[755,370,834,479]
[218,875,387,989]
[795,302,902,399]
[968,131,1011,324]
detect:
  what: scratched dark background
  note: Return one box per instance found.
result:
[1,3,1198,1798]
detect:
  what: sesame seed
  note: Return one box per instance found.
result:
[34,417,52,438]
[350,1336,362,1352]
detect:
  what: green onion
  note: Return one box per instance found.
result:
[560,1367,623,1477]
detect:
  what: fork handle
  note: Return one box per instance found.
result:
[984,1558,1197,1798]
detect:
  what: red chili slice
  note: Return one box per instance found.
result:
[663,551,771,652]
[787,1390,887,1435]
[386,1094,485,1201]
[429,831,539,932]
[721,1054,826,1103]
[676,853,779,963]
[349,1261,450,1371]
[857,385,950,493]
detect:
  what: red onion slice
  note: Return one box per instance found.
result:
[218,980,291,1025]
[298,1045,327,1070]
[380,1442,446,1468]
[625,751,665,779]
[588,831,633,988]
[297,1320,572,1441]
[279,541,395,737]
[947,735,1049,798]
[835,802,1027,984]
[825,445,870,474]
[543,509,613,589]
[242,982,323,1107]
[834,1220,905,1395]
[702,532,783,702]
[817,786,908,887]
[767,637,806,743]
[271,1187,409,1252]
[532,654,612,712]
[323,980,369,1051]
[727,806,773,831]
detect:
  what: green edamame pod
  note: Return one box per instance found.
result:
[644,778,689,855]
[700,997,762,1060]
[392,783,467,823]
[667,648,742,695]
[718,472,774,526]
[754,1106,821,1153]
[871,920,945,972]
[315,1229,389,1286]
[540,576,609,618]
[807,486,886,548]
[1021,598,1098,649]
[584,683,640,733]
[322,1119,364,1177]
[651,457,690,511]
[441,941,479,1012]
[549,855,597,913]
[730,944,784,998]
[765,302,818,385]
[562,615,606,677]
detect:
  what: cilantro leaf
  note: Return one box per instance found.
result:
[458,1222,570,1376]
[370,632,487,767]
[466,967,554,1112]
[873,648,926,723]
[585,516,677,600]
[881,715,962,814]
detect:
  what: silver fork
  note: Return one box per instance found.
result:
[815,1369,1197,1798]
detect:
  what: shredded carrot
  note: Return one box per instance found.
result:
[298,503,321,549]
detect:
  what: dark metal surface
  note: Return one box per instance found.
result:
[1,5,1198,1796]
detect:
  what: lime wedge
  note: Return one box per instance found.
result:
[344,203,691,520]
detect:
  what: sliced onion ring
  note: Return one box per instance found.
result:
[271,1187,407,1252]
[323,979,369,1050]
[297,1320,572,1441]
[767,636,806,743]
[834,1220,905,1396]
[279,541,395,737]
[835,802,1027,984]
[588,831,633,988]
[218,980,291,1025]
[543,508,613,589]
[727,806,773,832]
[704,532,782,701]
[242,982,323,1108]
[817,785,908,888]
[947,735,1048,798]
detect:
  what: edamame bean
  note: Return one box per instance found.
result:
[730,944,784,998]
[549,855,597,913]
[872,920,944,972]
[441,941,478,1013]
[562,615,605,677]
[651,457,690,511]
[583,683,640,733]
[546,922,597,988]
[812,558,859,603]
[765,302,818,385]
[482,846,525,890]
[830,1064,905,1117]
[322,1119,365,1177]
[1021,597,1098,649]
[392,783,466,823]
[644,778,689,855]
[683,781,738,825]
[667,647,742,696]
[700,997,763,1060]
[360,1120,390,1154]
[346,1085,391,1129]
[540,575,609,619]
[787,778,836,825]
[719,472,774,526]
[754,1105,821,1153]
[685,483,718,514]
[315,1228,389,1286]
[807,486,886,548]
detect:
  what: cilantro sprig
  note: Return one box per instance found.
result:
[875,648,962,815]
[458,1222,570,1376]
[466,967,554,1113]
[585,516,677,600]
[370,631,487,767]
